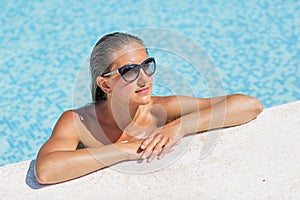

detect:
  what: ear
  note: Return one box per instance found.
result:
[97,77,112,95]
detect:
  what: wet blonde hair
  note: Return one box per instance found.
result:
[90,32,146,101]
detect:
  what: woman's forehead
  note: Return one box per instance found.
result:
[111,44,148,69]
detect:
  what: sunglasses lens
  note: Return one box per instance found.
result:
[121,65,139,82]
[142,59,156,75]
[119,58,156,82]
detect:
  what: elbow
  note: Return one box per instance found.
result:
[35,157,57,185]
[231,94,264,123]
[35,173,48,185]
[35,161,50,185]
[238,94,264,119]
[249,96,264,116]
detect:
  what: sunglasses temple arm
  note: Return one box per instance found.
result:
[103,70,119,77]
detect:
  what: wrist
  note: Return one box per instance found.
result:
[166,119,187,138]
[175,114,200,136]
[114,143,131,161]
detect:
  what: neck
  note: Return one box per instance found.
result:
[105,98,140,130]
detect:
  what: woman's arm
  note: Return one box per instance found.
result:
[168,94,263,134]
[153,95,230,123]
[35,111,142,184]
[141,94,263,161]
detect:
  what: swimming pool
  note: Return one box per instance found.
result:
[0,0,299,166]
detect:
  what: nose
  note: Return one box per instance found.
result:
[137,67,151,86]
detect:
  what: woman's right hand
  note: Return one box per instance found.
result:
[116,139,144,161]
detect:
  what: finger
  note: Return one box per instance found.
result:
[140,128,161,149]
[147,137,169,162]
[140,136,154,150]
[172,139,181,147]
[158,136,175,150]
[147,138,172,162]
[159,145,174,156]
[152,136,168,152]
[141,135,161,159]
[153,137,176,161]
[157,148,174,160]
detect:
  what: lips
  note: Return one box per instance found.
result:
[135,87,150,94]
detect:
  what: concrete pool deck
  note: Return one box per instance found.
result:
[0,101,299,199]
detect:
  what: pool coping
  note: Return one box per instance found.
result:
[0,100,299,199]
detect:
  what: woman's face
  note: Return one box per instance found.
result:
[107,43,153,106]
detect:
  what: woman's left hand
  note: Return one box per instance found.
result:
[140,122,184,162]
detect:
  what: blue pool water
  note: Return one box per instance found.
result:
[0,0,299,166]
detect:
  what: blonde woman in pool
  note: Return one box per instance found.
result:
[35,32,263,184]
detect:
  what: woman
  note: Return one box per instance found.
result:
[35,32,263,184]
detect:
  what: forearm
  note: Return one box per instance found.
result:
[35,144,127,184]
[175,94,263,135]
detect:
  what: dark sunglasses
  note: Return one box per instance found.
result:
[102,57,156,82]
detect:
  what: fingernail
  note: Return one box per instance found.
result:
[142,154,147,159]
[147,158,153,163]
[141,145,145,149]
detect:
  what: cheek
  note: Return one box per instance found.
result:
[111,79,136,100]
[121,85,136,96]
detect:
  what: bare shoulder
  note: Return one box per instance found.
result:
[37,110,82,156]
[151,95,177,106]
[53,110,81,138]
[151,96,187,122]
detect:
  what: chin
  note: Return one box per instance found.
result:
[130,94,152,105]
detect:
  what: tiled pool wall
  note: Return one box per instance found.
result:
[0,0,299,166]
